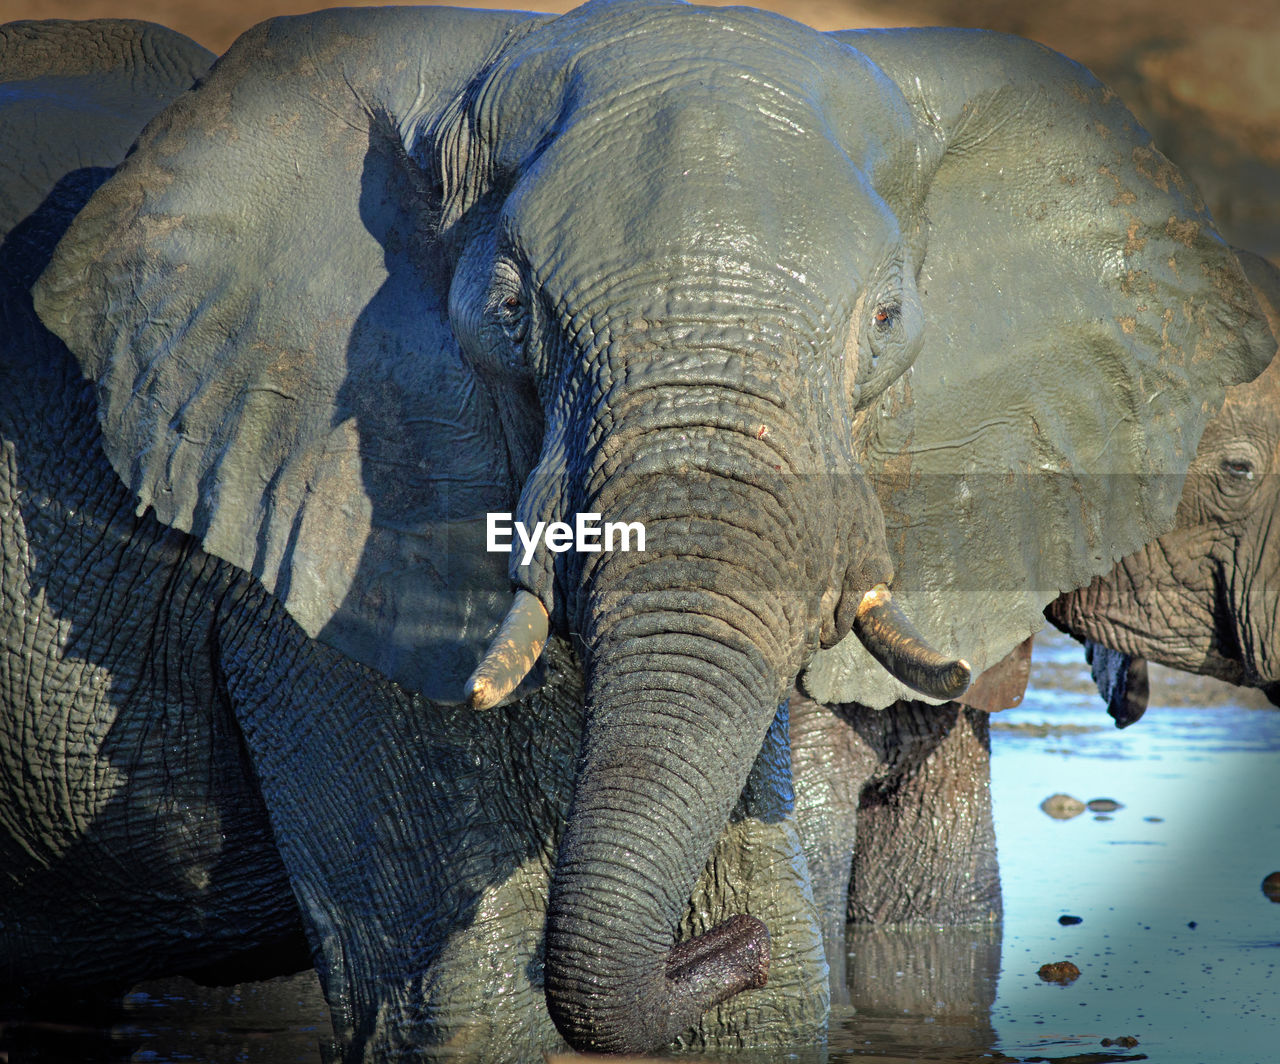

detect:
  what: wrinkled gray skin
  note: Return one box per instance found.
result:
[797,258,1280,1002]
[0,17,309,987]
[1050,251,1280,715]
[790,693,1001,1003]
[5,2,1271,1060]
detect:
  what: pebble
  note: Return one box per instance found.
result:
[1037,960,1081,985]
[1040,793,1086,819]
[1058,914,1083,925]
[1087,797,1123,812]
[1262,871,1280,902]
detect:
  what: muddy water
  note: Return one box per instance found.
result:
[4,629,1277,1063]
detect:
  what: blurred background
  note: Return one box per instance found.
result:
[6,0,1279,259]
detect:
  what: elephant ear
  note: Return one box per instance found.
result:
[0,19,212,240]
[804,28,1275,708]
[33,7,546,702]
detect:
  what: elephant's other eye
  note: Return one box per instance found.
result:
[1213,447,1264,502]
[848,258,924,412]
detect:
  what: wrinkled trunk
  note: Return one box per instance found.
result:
[541,410,827,1052]
[1047,501,1279,689]
[544,564,792,1053]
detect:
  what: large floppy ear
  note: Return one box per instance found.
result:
[34,7,547,702]
[0,20,212,240]
[804,28,1275,707]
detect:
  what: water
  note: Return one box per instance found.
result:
[4,630,1277,1062]
[979,631,1280,1064]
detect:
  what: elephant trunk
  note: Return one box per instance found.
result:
[544,583,792,1053]
[542,433,821,1053]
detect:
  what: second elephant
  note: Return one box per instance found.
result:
[796,250,1279,999]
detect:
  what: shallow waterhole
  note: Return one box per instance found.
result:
[3,630,1276,1063]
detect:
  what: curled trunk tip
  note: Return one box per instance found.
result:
[464,589,548,709]
[666,912,771,996]
[547,912,772,1054]
[853,584,971,700]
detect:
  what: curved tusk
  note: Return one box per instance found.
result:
[465,590,549,710]
[852,584,971,701]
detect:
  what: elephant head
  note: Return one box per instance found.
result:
[1050,249,1280,713]
[32,0,1270,1054]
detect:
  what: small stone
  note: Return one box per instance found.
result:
[1262,871,1280,901]
[1087,797,1123,812]
[1040,793,1086,819]
[1037,960,1081,985]
[1058,914,1083,925]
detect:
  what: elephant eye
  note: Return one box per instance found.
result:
[872,302,900,331]
[496,293,529,346]
[1221,457,1255,481]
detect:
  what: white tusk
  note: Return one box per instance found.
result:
[464,590,549,710]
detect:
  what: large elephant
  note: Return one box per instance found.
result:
[5,1,1271,1059]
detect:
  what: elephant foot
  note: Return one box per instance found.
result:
[666,913,770,1006]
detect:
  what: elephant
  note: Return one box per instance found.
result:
[4,1,1272,1059]
[793,246,1279,1003]
[1049,248,1280,718]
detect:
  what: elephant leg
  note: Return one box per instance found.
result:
[789,692,882,1006]
[848,703,1001,926]
[846,923,1001,1051]
[216,595,582,1061]
[1,348,306,997]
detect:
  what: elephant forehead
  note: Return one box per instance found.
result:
[524,108,885,259]
[476,0,915,207]
[500,86,899,333]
